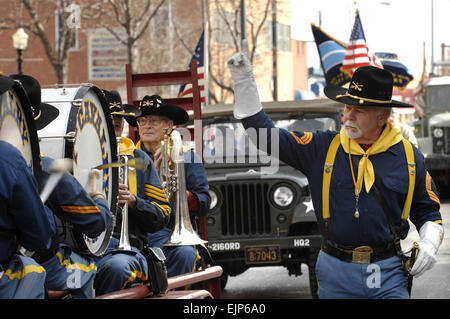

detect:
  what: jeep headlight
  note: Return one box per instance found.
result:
[209,189,218,209]
[273,186,294,208]
[433,128,444,139]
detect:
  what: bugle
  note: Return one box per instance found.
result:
[162,129,207,247]
[113,136,135,254]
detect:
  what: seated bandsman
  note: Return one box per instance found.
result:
[0,75,56,299]
[133,95,211,277]
[10,74,112,299]
[94,90,171,296]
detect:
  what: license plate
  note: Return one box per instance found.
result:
[245,245,281,264]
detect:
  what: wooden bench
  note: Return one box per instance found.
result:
[94,265,222,299]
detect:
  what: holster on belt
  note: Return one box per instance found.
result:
[371,183,415,296]
[402,242,419,296]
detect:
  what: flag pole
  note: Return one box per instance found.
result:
[272,0,278,101]
[202,0,209,107]
[240,0,249,54]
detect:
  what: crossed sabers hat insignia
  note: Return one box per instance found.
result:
[350,82,363,92]
[142,99,161,108]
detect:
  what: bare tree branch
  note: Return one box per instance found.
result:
[134,0,166,41]
[88,0,167,72]
[205,0,273,103]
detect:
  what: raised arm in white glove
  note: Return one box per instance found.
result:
[227,53,262,119]
[409,221,444,277]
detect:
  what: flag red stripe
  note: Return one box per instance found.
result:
[347,44,368,50]
[341,64,371,70]
[181,85,204,97]
[343,53,370,60]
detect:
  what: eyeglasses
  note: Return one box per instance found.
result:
[137,117,166,126]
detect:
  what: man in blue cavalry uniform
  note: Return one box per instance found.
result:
[94,90,171,295]
[0,74,56,299]
[10,74,112,299]
[0,141,56,299]
[227,53,443,299]
[131,95,210,277]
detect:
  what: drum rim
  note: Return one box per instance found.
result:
[71,85,118,256]
[8,81,43,190]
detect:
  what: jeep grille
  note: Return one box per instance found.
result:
[218,182,271,235]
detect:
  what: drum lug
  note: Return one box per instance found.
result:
[71,99,82,107]
[38,131,76,143]
[65,131,76,142]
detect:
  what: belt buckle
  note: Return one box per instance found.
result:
[352,246,373,264]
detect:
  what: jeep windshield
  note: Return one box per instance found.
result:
[202,113,339,165]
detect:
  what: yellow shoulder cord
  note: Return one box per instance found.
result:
[401,139,415,223]
[322,134,341,241]
[322,137,416,238]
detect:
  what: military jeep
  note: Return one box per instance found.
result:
[192,99,343,298]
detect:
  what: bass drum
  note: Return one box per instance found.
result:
[0,79,42,187]
[39,84,118,257]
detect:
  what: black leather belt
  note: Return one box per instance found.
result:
[33,249,56,264]
[0,257,11,270]
[130,237,145,251]
[322,241,398,264]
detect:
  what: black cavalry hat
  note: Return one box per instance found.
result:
[9,74,60,130]
[324,66,413,108]
[0,73,15,95]
[136,94,189,126]
[103,89,141,127]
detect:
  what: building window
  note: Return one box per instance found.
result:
[264,21,291,53]
[213,9,240,47]
[152,5,169,39]
[55,10,79,51]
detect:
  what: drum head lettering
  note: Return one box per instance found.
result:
[40,85,117,256]
[0,86,42,186]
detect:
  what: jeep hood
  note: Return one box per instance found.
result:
[206,160,308,187]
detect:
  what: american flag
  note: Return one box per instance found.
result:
[178,31,206,105]
[311,23,351,87]
[341,10,383,76]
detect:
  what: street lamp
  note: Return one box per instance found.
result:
[12,27,29,75]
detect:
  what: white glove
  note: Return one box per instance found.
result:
[409,221,444,277]
[227,52,262,119]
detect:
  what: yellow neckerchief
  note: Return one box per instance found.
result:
[322,134,416,225]
[119,136,137,196]
[340,122,404,195]
[135,140,144,151]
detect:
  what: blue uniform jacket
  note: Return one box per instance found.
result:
[242,110,442,248]
[182,149,211,218]
[0,141,55,264]
[41,156,111,247]
[115,136,172,239]
[136,142,211,222]
[123,148,172,235]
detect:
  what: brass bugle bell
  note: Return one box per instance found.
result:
[113,136,135,254]
[162,129,207,247]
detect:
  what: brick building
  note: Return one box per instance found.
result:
[0,0,308,104]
